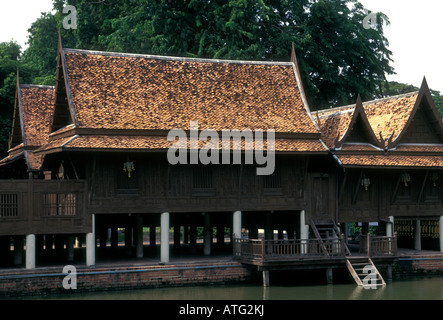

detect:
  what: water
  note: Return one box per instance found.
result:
[24,276,443,300]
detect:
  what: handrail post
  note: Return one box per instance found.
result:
[340,233,345,256]
[394,232,398,256]
[366,232,370,257]
[261,239,265,262]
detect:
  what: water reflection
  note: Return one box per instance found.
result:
[10,276,443,300]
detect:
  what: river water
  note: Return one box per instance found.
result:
[30,275,443,300]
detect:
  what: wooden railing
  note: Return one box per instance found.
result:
[359,233,398,257]
[233,236,347,262]
[0,180,89,235]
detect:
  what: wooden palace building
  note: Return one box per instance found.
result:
[0,36,443,271]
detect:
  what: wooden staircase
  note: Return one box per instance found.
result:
[346,257,386,288]
[311,219,351,256]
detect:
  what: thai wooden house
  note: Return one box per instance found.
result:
[1,33,443,271]
[0,38,341,268]
[314,79,443,251]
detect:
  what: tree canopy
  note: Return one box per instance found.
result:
[25,0,395,109]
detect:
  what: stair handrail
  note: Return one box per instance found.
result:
[310,219,330,256]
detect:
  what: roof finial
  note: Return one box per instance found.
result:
[290,42,297,65]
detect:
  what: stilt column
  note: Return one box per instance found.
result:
[414,219,421,251]
[203,213,211,256]
[262,270,270,287]
[233,211,242,239]
[86,214,96,266]
[300,210,309,254]
[25,234,36,269]
[160,212,170,264]
[386,216,394,237]
[440,216,443,253]
[135,214,144,258]
[13,236,23,265]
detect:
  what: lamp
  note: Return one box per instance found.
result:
[123,159,135,178]
[430,172,439,187]
[361,174,370,191]
[401,172,411,187]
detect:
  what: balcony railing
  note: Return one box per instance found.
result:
[233,237,347,262]
[234,234,397,263]
[0,180,88,235]
[359,233,398,257]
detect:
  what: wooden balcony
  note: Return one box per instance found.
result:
[0,180,89,236]
[233,235,397,267]
[359,233,398,257]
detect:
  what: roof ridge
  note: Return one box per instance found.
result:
[63,48,294,66]
[315,90,420,117]
[20,84,55,89]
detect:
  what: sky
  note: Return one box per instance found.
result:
[0,0,442,93]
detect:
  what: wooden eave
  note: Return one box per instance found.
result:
[290,43,321,133]
[8,74,26,150]
[50,31,77,133]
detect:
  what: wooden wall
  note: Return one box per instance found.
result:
[338,169,443,222]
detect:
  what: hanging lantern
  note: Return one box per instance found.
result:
[361,174,370,191]
[401,172,411,187]
[123,159,135,178]
[430,172,439,187]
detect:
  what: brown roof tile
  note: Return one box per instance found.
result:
[36,135,326,153]
[63,49,319,135]
[362,92,418,143]
[19,85,55,147]
[338,154,443,168]
[315,107,354,148]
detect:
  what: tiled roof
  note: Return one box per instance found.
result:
[362,92,419,143]
[63,49,320,134]
[19,85,55,147]
[339,154,443,168]
[315,92,420,149]
[37,135,327,153]
[2,84,55,170]
[315,107,354,148]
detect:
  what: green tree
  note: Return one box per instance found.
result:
[0,41,35,156]
[24,0,395,110]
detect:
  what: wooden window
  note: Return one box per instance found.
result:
[263,167,282,195]
[43,193,76,216]
[192,165,214,196]
[0,194,18,217]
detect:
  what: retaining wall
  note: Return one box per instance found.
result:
[393,254,443,277]
[0,261,257,297]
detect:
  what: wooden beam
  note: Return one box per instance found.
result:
[352,170,363,205]
[338,170,349,204]
[391,173,401,204]
[417,170,429,203]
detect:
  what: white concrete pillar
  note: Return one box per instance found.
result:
[160,212,170,264]
[386,216,394,237]
[204,213,211,256]
[135,214,143,259]
[414,219,421,251]
[233,211,242,239]
[440,216,443,253]
[86,214,96,266]
[300,210,309,254]
[25,234,36,269]
[300,210,309,239]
